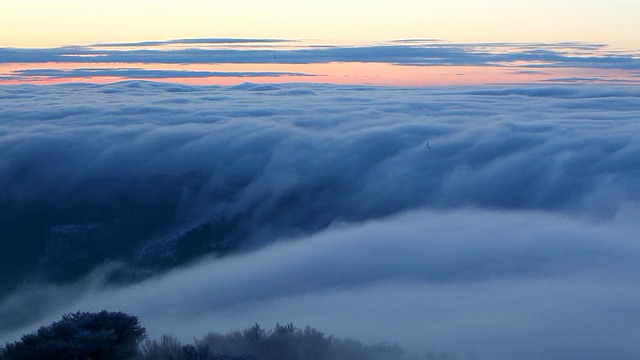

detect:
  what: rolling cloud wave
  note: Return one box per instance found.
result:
[1,81,639,359]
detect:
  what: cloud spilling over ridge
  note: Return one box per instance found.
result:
[1,82,640,296]
[2,207,640,360]
[1,83,639,360]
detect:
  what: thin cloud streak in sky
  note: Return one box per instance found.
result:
[92,38,294,47]
[11,68,317,80]
[1,42,637,68]
[0,39,639,84]
[542,76,640,84]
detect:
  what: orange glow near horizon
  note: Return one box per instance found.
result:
[2,60,637,87]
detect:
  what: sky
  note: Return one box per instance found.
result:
[1,0,639,85]
[2,0,640,47]
[1,2,640,359]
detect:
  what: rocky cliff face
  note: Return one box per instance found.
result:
[34,216,242,286]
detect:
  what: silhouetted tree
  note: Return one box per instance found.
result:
[141,334,184,360]
[136,322,408,360]
[298,326,331,360]
[0,310,146,360]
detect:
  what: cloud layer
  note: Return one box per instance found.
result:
[1,40,638,68]
[2,207,640,360]
[1,39,639,83]
[1,82,639,286]
[1,82,640,359]
[10,68,315,80]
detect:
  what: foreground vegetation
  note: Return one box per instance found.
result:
[142,322,406,360]
[1,311,454,360]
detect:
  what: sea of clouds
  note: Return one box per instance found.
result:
[1,81,639,359]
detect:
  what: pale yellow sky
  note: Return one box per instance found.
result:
[1,0,639,48]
